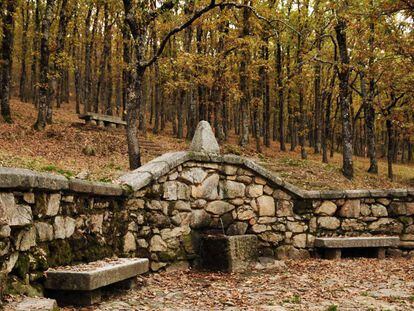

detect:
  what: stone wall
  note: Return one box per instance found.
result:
[119,154,414,270]
[0,168,128,300]
[1,121,413,301]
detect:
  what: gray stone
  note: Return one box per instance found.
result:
[180,167,208,184]
[206,201,235,216]
[54,216,76,239]
[360,204,371,216]
[36,193,61,217]
[259,232,283,244]
[23,192,35,204]
[35,222,54,242]
[189,121,220,154]
[389,202,408,216]
[223,165,238,175]
[9,204,33,227]
[338,200,361,218]
[0,225,11,238]
[275,245,310,259]
[292,233,307,248]
[191,174,219,200]
[341,219,365,231]
[251,224,269,233]
[246,184,263,198]
[90,214,104,233]
[272,190,292,200]
[190,209,212,229]
[175,201,191,212]
[314,236,399,248]
[258,217,277,224]
[12,297,58,311]
[371,204,388,217]
[276,200,293,217]
[219,180,246,199]
[287,222,305,233]
[16,226,37,251]
[163,181,190,201]
[317,217,340,230]
[0,193,33,227]
[227,222,248,235]
[315,201,337,216]
[368,218,404,233]
[237,206,256,220]
[150,235,168,252]
[44,258,149,291]
[257,196,275,216]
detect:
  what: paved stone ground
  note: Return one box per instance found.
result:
[63,258,414,311]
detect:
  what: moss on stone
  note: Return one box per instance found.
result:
[47,240,74,267]
[14,253,30,279]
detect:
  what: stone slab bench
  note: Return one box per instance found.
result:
[44,258,149,306]
[79,113,126,128]
[314,237,399,259]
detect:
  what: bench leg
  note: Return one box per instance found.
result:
[375,248,386,259]
[46,288,102,306]
[90,120,97,126]
[112,277,137,290]
[97,120,105,128]
[324,248,341,260]
[109,123,117,129]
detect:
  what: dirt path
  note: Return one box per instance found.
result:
[62,258,414,311]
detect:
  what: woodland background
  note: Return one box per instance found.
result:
[0,0,413,182]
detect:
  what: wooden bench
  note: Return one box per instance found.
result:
[79,112,126,128]
[314,237,400,259]
[44,258,149,306]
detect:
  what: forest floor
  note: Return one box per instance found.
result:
[57,258,414,311]
[0,99,413,190]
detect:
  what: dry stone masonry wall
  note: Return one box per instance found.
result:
[1,121,413,301]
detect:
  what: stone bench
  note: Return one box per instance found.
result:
[79,113,126,128]
[314,237,400,259]
[44,258,149,306]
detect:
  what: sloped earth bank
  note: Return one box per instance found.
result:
[61,258,414,311]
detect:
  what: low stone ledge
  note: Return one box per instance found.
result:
[314,237,400,248]
[68,179,124,196]
[319,190,345,199]
[8,297,59,311]
[0,167,68,190]
[44,258,149,291]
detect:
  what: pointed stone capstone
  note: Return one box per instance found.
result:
[190,121,220,154]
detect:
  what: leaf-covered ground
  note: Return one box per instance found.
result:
[60,258,414,311]
[1,99,413,189]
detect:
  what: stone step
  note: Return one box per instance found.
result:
[6,297,59,311]
[44,258,149,291]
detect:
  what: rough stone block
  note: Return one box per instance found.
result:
[200,234,257,272]
[189,121,220,154]
[11,297,59,311]
[257,196,275,216]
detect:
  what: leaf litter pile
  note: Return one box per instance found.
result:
[63,258,414,311]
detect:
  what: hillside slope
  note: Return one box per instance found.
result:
[0,99,413,190]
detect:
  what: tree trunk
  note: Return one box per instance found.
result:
[34,0,54,130]
[239,0,251,146]
[0,0,16,123]
[386,119,394,180]
[19,1,30,103]
[276,40,286,151]
[335,19,354,179]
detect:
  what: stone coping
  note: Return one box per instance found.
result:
[117,151,414,200]
[0,167,125,196]
[1,152,413,200]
